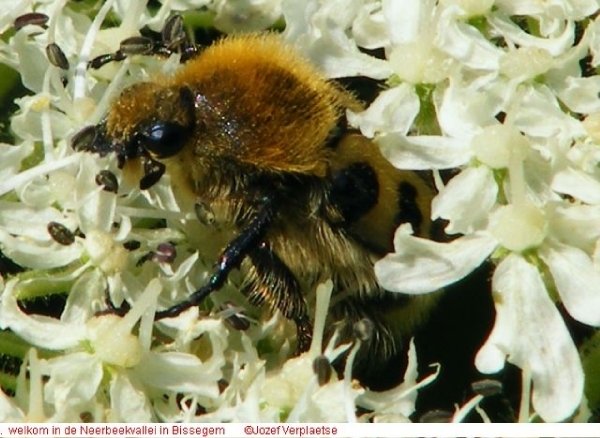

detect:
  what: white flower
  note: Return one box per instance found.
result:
[475,254,584,422]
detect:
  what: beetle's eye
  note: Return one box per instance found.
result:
[139,121,189,158]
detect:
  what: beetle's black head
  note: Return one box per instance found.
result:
[71,84,196,189]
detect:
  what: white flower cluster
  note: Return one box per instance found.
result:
[300,0,599,423]
[0,0,598,425]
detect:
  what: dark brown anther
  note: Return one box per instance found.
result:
[194,200,216,226]
[70,125,97,152]
[162,14,186,47]
[47,221,75,245]
[95,170,119,193]
[471,379,503,397]
[123,240,141,251]
[79,411,93,423]
[152,242,177,264]
[46,43,70,69]
[14,12,49,31]
[137,242,177,267]
[419,409,453,423]
[312,355,332,386]
[120,36,155,56]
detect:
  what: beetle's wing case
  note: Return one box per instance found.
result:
[170,34,347,176]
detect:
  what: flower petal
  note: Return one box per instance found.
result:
[435,6,502,70]
[0,230,81,269]
[539,242,600,326]
[9,32,48,93]
[488,11,576,56]
[511,85,584,140]
[381,0,436,45]
[495,0,598,22]
[0,279,86,350]
[551,166,600,204]
[135,352,220,398]
[213,0,282,32]
[42,352,103,410]
[435,76,504,140]
[0,390,25,422]
[347,84,419,137]
[76,154,118,233]
[432,166,498,234]
[0,141,34,182]
[11,94,74,141]
[352,2,388,49]
[378,133,472,170]
[282,0,392,79]
[554,76,600,114]
[475,254,584,422]
[108,371,153,422]
[61,268,106,324]
[549,203,600,252]
[374,225,497,293]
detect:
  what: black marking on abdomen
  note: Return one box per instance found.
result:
[329,162,379,223]
[395,181,423,235]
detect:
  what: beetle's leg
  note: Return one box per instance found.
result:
[155,195,275,320]
[88,15,198,70]
[245,243,313,353]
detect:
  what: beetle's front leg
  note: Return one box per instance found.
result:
[155,195,275,320]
